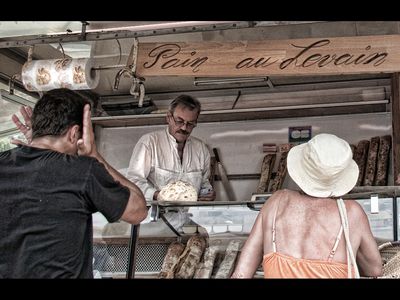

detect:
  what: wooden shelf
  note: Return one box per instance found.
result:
[92,102,387,127]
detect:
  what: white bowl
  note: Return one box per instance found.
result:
[213,225,228,233]
[182,225,198,234]
[228,225,243,232]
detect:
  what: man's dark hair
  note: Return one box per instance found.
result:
[169,94,201,115]
[32,88,90,139]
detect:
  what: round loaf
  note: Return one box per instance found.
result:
[158,181,198,202]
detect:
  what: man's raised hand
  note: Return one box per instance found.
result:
[11,106,33,145]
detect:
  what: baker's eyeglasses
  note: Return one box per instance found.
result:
[170,114,197,129]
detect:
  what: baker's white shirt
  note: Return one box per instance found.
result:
[126,127,213,202]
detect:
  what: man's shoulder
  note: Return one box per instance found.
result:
[52,153,98,171]
[136,130,168,148]
[140,129,165,141]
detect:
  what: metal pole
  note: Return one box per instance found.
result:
[393,197,398,241]
[126,224,140,279]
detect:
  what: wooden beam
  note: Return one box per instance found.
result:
[137,35,400,77]
[391,73,400,185]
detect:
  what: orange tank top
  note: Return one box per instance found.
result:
[262,252,348,278]
[262,195,350,278]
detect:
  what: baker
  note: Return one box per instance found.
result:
[126,94,216,231]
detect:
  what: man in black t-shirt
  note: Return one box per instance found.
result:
[0,88,147,278]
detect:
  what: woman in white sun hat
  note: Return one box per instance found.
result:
[232,133,382,278]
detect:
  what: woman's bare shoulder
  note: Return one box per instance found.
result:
[261,189,300,212]
[260,189,286,212]
[344,199,369,225]
[344,199,365,213]
[265,189,296,204]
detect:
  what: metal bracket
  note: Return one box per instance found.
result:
[27,45,34,63]
[150,203,159,222]
[130,78,146,107]
[113,38,145,91]
[80,21,89,41]
[58,42,66,59]
[9,74,21,95]
[126,38,139,77]
[247,202,263,211]
[160,214,182,238]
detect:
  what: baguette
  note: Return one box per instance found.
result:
[374,135,392,186]
[256,154,276,193]
[194,245,218,279]
[214,240,241,278]
[353,140,370,186]
[269,150,289,192]
[158,242,185,278]
[174,235,207,279]
[363,136,380,186]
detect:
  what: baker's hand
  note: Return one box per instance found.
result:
[10,106,33,145]
[77,104,98,157]
[198,190,216,201]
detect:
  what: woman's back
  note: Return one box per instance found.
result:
[261,189,371,278]
[262,189,360,263]
[263,190,354,278]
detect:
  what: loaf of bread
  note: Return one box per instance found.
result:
[158,181,198,202]
[158,241,185,278]
[214,240,241,278]
[363,136,380,186]
[193,245,218,279]
[353,140,370,186]
[374,135,392,186]
[256,154,276,193]
[269,150,289,192]
[174,235,207,279]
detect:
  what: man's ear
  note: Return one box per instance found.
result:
[67,125,81,144]
[166,112,172,124]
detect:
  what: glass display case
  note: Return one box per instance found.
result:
[92,188,400,279]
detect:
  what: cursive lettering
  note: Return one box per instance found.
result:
[141,40,389,75]
[236,57,278,69]
[280,40,388,69]
[143,44,208,73]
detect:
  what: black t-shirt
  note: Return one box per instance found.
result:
[0,145,130,278]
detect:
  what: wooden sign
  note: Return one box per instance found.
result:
[136,35,400,77]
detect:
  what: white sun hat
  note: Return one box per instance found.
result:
[287,133,359,198]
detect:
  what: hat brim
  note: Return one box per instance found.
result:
[287,143,359,198]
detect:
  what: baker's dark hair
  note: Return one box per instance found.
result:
[31,88,90,139]
[169,94,201,115]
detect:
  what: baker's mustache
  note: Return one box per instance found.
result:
[177,130,189,135]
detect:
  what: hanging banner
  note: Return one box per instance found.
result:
[136,35,400,77]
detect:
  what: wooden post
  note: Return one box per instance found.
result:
[391,73,400,185]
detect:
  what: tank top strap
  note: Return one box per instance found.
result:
[271,193,283,253]
[327,225,344,262]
